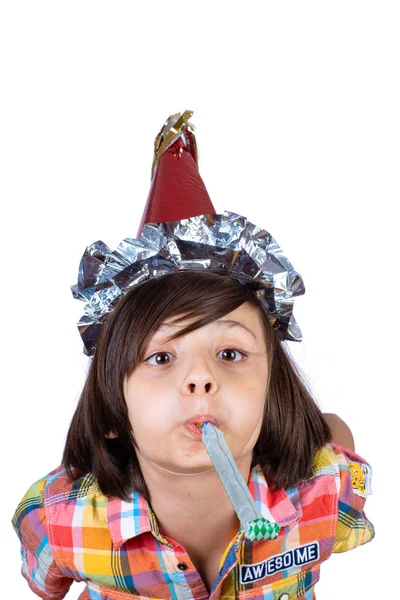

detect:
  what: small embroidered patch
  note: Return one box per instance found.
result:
[239,541,320,584]
[348,461,373,498]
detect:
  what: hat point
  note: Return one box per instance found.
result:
[137,111,216,236]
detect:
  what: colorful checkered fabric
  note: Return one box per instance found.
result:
[12,443,374,599]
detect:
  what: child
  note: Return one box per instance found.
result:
[12,111,374,600]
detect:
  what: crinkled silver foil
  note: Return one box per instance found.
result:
[71,211,305,356]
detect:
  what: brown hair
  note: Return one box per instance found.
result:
[62,270,331,502]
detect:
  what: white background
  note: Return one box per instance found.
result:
[1,1,398,598]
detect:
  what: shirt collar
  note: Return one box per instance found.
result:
[107,464,302,551]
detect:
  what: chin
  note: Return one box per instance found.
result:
[178,449,213,466]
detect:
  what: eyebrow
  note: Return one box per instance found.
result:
[155,319,257,340]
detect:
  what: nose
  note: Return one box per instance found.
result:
[180,356,219,395]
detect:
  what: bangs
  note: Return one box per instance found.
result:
[114,271,260,375]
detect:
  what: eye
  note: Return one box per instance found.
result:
[145,352,174,366]
[217,349,247,362]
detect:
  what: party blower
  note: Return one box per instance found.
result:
[199,422,281,542]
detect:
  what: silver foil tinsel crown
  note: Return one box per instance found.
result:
[71,211,305,356]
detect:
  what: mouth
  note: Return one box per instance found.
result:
[184,415,220,440]
[184,423,209,440]
[184,414,220,428]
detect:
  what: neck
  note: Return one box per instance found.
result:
[136,449,253,539]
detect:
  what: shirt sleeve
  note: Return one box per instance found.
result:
[331,443,375,553]
[11,473,74,599]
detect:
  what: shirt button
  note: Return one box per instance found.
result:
[279,594,290,600]
[177,562,188,571]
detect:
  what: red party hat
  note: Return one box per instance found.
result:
[137,110,216,236]
[73,109,306,356]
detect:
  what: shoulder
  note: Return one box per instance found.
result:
[312,442,373,498]
[12,465,103,533]
[44,465,101,501]
[310,443,375,552]
[323,413,355,451]
[12,465,63,534]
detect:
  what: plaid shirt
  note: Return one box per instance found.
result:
[12,443,374,600]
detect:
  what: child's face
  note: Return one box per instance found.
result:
[123,301,269,473]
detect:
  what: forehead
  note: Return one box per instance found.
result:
[154,302,264,338]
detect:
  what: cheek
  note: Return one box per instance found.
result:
[125,382,177,432]
[227,375,267,426]
[231,367,268,398]
[235,398,265,430]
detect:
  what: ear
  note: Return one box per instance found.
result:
[105,431,118,439]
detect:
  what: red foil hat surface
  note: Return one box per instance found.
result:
[137,110,216,236]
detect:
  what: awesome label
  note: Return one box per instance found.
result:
[240,541,320,584]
